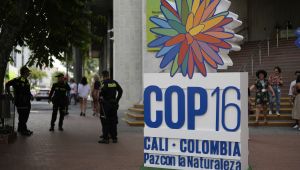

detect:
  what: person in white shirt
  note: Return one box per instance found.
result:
[289,71,300,105]
[78,77,90,116]
[69,78,78,105]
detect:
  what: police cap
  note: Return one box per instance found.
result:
[55,73,65,78]
[20,66,31,75]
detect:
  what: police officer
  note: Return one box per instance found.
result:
[48,73,70,131]
[98,70,123,144]
[5,66,33,136]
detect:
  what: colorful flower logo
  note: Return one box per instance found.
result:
[148,0,235,78]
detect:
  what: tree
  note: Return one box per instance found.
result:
[29,67,47,87]
[0,0,102,93]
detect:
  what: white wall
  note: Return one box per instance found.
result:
[114,0,143,109]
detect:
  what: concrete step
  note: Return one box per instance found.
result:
[250,97,291,102]
[128,107,144,113]
[126,112,144,120]
[248,114,292,121]
[248,120,294,126]
[251,108,292,113]
[123,118,144,127]
[134,104,144,109]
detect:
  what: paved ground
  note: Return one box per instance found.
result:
[0,101,300,170]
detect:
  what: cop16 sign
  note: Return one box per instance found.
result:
[143,73,248,170]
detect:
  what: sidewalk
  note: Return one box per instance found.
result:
[0,102,300,170]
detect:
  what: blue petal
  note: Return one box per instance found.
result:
[148,36,171,48]
[150,17,171,28]
[156,45,176,58]
[160,45,180,68]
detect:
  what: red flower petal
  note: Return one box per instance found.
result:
[161,0,180,19]
[178,40,189,65]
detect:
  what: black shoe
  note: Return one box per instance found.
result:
[49,127,54,131]
[98,139,109,144]
[65,112,69,115]
[20,131,32,136]
[58,127,64,131]
[80,112,83,116]
[112,139,118,143]
[99,135,104,138]
[83,113,86,116]
[26,130,33,135]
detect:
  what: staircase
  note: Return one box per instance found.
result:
[123,104,144,126]
[125,99,295,127]
[124,38,299,127]
[226,38,300,127]
[248,97,294,126]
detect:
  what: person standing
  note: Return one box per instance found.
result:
[48,73,70,131]
[91,74,101,116]
[292,75,300,131]
[78,77,90,116]
[69,78,77,105]
[250,70,275,123]
[98,71,123,144]
[268,66,283,116]
[289,71,300,105]
[5,66,33,136]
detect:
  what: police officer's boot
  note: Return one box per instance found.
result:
[49,126,54,131]
[98,139,109,144]
[20,130,32,136]
[112,138,118,143]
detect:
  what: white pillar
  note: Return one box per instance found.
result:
[114,0,143,109]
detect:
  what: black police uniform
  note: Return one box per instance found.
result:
[99,79,123,143]
[49,82,70,130]
[5,77,32,135]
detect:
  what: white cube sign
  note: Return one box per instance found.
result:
[143,73,248,170]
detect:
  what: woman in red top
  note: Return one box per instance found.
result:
[268,66,283,116]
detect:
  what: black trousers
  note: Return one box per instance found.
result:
[100,102,118,140]
[51,104,66,128]
[16,105,31,132]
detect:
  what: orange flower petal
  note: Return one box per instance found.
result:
[186,33,194,45]
[201,0,220,22]
[165,34,186,46]
[194,33,222,44]
[202,49,217,68]
[214,41,232,49]
[194,1,205,26]
[205,32,234,39]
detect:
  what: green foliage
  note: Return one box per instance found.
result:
[84,57,99,83]
[0,0,106,68]
[29,67,48,87]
